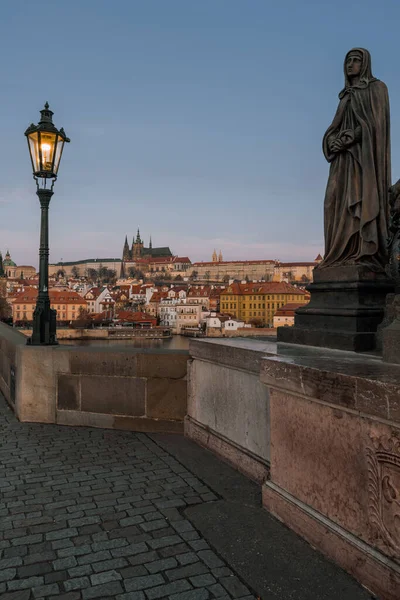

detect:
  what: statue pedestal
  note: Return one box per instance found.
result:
[277,265,394,351]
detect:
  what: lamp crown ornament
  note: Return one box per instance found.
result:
[25,102,70,181]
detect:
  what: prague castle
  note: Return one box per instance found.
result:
[122,229,172,262]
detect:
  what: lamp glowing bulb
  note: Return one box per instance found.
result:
[41,143,51,168]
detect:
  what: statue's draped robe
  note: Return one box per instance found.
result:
[321,79,391,269]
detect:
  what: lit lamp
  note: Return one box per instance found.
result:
[25,103,70,345]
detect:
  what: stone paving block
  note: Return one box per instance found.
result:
[1,591,31,600]
[32,583,60,598]
[148,535,182,550]
[7,575,44,590]
[125,573,165,592]
[82,580,124,598]
[166,561,209,582]
[220,577,250,598]
[90,569,122,585]
[116,593,145,600]
[209,583,227,597]
[190,574,217,587]
[198,550,224,569]
[145,579,192,600]
[64,576,91,591]
[0,567,16,582]
[145,557,178,573]
[119,565,148,579]
[18,561,53,578]
[169,589,210,600]
[45,570,69,584]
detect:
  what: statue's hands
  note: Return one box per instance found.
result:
[329,138,344,153]
[339,129,356,149]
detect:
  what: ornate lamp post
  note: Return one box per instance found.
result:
[25,103,70,345]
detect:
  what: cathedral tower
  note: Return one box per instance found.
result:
[212,249,218,262]
[218,250,223,262]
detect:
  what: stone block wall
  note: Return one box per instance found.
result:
[0,324,26,406]
[186,338,273,483]
[56,350,188,433]
[261,349,400,600]
[0,323,188,434]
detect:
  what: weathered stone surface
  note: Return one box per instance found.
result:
[188,346,270,462]
[80,376,146,416]
[58,375,80,410]
[136,352,188,379]
[147,379,187,419]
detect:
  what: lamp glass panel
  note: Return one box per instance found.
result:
[39,132,56,173]
[53,136,65,174]
[27,132,40,173]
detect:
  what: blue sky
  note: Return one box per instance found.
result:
[1,0,400,266]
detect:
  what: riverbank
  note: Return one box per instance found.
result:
[16,327,171,340]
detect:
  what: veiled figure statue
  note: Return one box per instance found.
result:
[319,48,391,270]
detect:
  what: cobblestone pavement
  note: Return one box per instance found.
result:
[0,396,255,600]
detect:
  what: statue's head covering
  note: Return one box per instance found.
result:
[339,48,376,98]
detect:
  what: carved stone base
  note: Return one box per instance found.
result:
[278,265,394,352]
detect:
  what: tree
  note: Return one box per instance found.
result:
[128,267,144,280]
[0,297,11,321]
[204,271,211,282]
[56,269,65,279]
[301,274,310,283]
[249,317,264,328]
[244,275,250,283]
[71,266,80,278]
[87,268,98,283]
[190,270,198,280]
[174,274,183,281]
[73,307,92,328]
[222,274,230,283]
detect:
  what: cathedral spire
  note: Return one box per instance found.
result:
[212,249,217,262]
[149,236,152,250]
[122,235,130,261]
[136,228,141,244]
[218,250,223,262]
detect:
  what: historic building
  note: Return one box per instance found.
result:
[220,281,309,327]
[12,289,87,324]
[120,229,191,277]
[121,229,172,270]
[49,258,122,278]
[1,250,36,279]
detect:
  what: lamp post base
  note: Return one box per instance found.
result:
[28,302,58,346]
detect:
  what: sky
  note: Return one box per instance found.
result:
[1,0,400,267]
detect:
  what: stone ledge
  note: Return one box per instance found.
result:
[57,409,183,433]
[189,338,276,374]
[184,415,269,484]
[261,346,400,423]
[262,481,400,600]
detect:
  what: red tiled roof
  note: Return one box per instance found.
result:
[12,289,87,305]
[192,260,274,266]
[116,311,156,323]
[222,282,307,296]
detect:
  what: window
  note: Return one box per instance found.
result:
[17,312,20,319]
[17,305,20,310]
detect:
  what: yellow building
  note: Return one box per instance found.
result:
[273,255,322,283]
[220,282,309,327]
[12,288,87,324]
[192,259,275,281]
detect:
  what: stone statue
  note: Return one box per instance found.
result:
[319,48,391,270]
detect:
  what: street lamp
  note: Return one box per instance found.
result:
[25,102,70,345]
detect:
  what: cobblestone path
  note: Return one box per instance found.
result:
[0,396,255,600]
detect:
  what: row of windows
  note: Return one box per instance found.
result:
[16,312,68,319]
[222,294,302,302]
